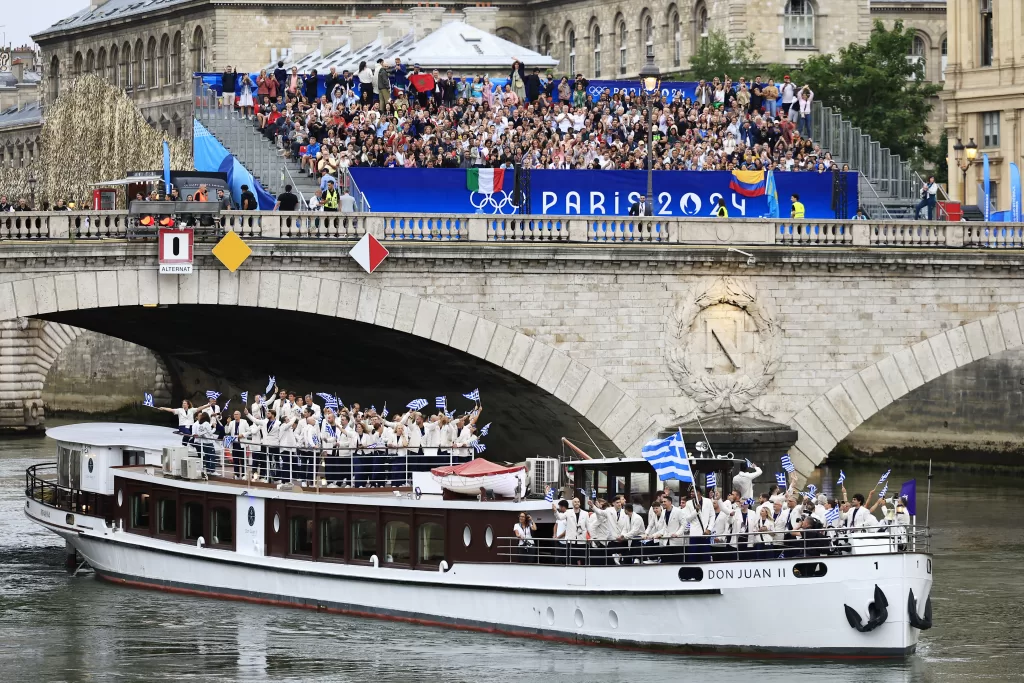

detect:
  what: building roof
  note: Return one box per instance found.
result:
[46,422,182,452]
[35,0,193,38]
[0,71,41,87]
[0,101,43,131]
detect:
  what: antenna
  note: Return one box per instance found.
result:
[693,413,717,459]
[576,421,606,459]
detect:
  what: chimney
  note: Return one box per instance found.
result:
[289,28,317,60]
[377,12,408,45]
[90,0,113,9]
[347,18,381,52]
[461,7,498,35]
[16,82,37,111]
[318,23,352,56]
[12,60,25,83]
[409,7,445,40]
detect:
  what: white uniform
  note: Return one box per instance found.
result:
[732,466,762,500]
[171,407,198,429]
[422,420,440,458]
[587,506,617,543]
[624,512,646,539]
[681,496,714,538]
[662,505,687,545]
[557,508,588,542]
[753,513,775,545]
[731,509,758,546]
[845,505,877,532]
[710,509,732,545]
[644,510,667,541]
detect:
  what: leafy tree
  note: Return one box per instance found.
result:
[920,132,949,184]
[686,30,761,81]
[796,20,941,162]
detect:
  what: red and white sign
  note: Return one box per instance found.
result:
[158,228,194,274]
[349,233,389,274]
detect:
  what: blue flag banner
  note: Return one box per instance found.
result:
[544,487,554,503]
[765,170,780,218]
[983,153,991,220]
[641,433,694,483]
[1010,162,1022,223]
[193,119,275,210]
[142,392,154,408]
[837,470,846,486]
[706,472,717,489]
[241,391,248,405]
[775,472,788,489]
[900,479,917,516]
[162,141,172,195]
[780,454,795,473]
[346,168,854,218]
[826,506,840,526]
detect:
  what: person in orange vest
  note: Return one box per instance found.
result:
[194,184,209,202]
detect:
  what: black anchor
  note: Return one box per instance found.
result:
[907,588,933,630]
[844,584,889,633]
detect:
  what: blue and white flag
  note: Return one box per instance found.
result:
[407,398,428,411]
[641,433,694,483]
[241,391,248,405]
[142,392,154,407]
[807,484,817,497]
[316,392,338,410]
[223,436,234,449]
[544,487,554,503]
[591,488,597,500]
[381,403,388,418]
[836,470,846,486]
[878,469,891,485]
[223,400,230,411]
[775,472,788,489]
[826,506,840,526]
[745,458,753,469]
[879,482,889,499]
[706,472,717,489]
[780,454,795,473]
[435,396,447,411]
[311,432,321,447]
[480,422,491,437]
[473,441,486,454]
[206,390,221,401]
[463,388,481,402]
[265,376,275,394]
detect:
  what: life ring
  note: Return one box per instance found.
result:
[908,588,933,630]
[843,584,889,633]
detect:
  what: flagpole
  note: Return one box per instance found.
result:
[576,421,606,459]
[925,459,932,529]
[693,414,717,458]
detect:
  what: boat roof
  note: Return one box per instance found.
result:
[46,423,182,451]
[570,456,748,468]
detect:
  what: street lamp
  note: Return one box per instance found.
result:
[951,137,978,206]
[27,171,36,210]
[639,55,661,211]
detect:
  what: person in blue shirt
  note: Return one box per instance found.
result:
[301,137,321,174]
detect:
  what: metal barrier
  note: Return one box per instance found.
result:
[25,463,106,516]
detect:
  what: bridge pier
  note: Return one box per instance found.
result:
[0,318,50,431]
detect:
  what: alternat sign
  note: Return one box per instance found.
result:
[158,228,194,274]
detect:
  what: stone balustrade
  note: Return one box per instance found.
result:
[2,211,1023,248]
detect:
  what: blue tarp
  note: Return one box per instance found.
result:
[192,120,275,210]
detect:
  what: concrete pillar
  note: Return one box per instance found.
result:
[289,29,318,59]
[318,24,352,56]
[348,19,382,52]
[409,7,446,40]
[461,7,498,34]
[0,318,48,431]
[468,217,488,241]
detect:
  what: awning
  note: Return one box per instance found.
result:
[431,458,524,478]
[90,175,164,186]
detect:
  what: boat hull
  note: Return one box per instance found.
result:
[27,499,930,658]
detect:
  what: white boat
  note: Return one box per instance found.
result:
[24,423,934,658]
[430,459,526,497]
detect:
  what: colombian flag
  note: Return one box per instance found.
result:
[729,170,767,197]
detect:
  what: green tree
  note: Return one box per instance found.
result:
[797,20,941,162]
[686,30,761,81]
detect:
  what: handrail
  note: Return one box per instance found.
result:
[25,462,105,516]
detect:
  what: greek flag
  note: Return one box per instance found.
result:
[807,484,817,497]
[775,472,788,488]
[224,436,234,449]
[381,403,388,418]
[463,388,480,401]
[745,458,752,469]
[591,488,597,500]
[435,396,447,411]
[826,506,840,526]
[878,469,891,485]
[780,454,795,473]
[311,432,321,447]
[241,392,248,405]
[224,400,230,411]
[142,392,154,407]
[265,376,275,394]
[641,433,694,483]
[473,441,486,454]
[836,470,846,486]
[480,422,491,437]
[407,398,428,411]
[879,482,889,499]
[706,472,717,489]
[206,390,221,401]
[544,487,554,503]
[316,392,338,410]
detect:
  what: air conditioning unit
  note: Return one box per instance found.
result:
[180,456,203,480]
[526,457,559,497]
[162,446,188,474]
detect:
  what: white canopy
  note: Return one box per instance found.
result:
[90,175,163,187]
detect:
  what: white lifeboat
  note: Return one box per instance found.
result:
[430,458,526,497]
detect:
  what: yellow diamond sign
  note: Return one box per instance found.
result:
[211,231,252,272]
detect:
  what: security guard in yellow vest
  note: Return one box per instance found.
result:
[323,181,339,212]
[790,193,805,219]
[715,197,729,217]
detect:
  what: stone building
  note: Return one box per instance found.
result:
[942,0,1023,213]
[0,59,43,168]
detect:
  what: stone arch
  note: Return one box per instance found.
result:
[0,270,661,455]
[48,55,60,102]
[786,308,1024,474]
[495,27,522,45]
[191,24,207,73]
[85,49,95,74]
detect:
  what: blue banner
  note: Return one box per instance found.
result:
[1010,162,1021,223]
[983,153,991,220]
[192,120,275,210]
[346,168,854,218]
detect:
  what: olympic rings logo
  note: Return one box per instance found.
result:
[469,190,521,214]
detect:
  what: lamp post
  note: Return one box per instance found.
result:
[27,171,36,209]
[951,137,978,206]
[639,56,661,211]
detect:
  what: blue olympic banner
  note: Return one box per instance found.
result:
[346,168,855,218]
[193,120,275,209]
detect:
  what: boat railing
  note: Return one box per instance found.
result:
[495,525,931,566]
[25,463,106,516]
[182,438,477,489]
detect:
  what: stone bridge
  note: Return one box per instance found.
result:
[3,211,1024,474]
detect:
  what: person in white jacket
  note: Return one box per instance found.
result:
[681,488,715,563]
[731,498,759,560]
[709,499,734,560]
[754,505,776,559]
[223,410,250,479]
[552,497,588,565]
[732,462,762,500]
[586,499,618,565]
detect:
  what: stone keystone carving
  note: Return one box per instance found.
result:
[666,277,782,414]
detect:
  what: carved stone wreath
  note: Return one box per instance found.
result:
[666,277,782,414]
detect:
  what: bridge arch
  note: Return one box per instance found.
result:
[0,269,660,456]
[786,308,1024,474]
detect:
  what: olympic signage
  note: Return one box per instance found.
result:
[347,169,855,218]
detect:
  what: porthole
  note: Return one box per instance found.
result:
[117,489,123,507]
[574,608,584,628]
[608,610,619,629]
[678,567,704,582]
[793,562,828,578]
[545,606,555,625]
[463,525,472,547]
[273,513,281,533]
[485,526,494,548]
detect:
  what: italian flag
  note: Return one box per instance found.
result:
[467,168,505,195]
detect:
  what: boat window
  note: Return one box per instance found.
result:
[183,502,203,541]
[289,514,313,556]
[385,521,411,564]
[158,499,177,535]
[210,507,233,546]
[70,449,82,489]
[629,472,652,511]
[419,522,444,563]
[123,449,145,466]
[57,446,73,487]
[351,519,377,561]
[678,567,704,582]
[793,562,828,578]
[130,492,150,530]
[320,516,344,559]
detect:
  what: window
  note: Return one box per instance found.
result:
[320,516,345,559]
[48,56,60,102]
[133,39,143,87]
[419,522,445,564]
[85,50,95,74]
[97,48,107,80]
[593,26,601,78]
[210,507,233,546]
[567,27,576,75]
[73,52,83,78]
[941,37,947,79]
[618,21,627,75]
[695,1,709,44]
[289,514,313,555]
[172,31,182,83]
[123,449,144,466]
[159,35,169,86]
[908,34,926,68]
[351,519,377,561]
[980,0,993,67]
[158,499,177,535]
[644,15,655,59]
[130,492,150,530]
[384,521,411,564]
[183,502,203,540]
[538,27,551,56]
[146,37,157,87]
[121,42,131,88]
[108,46,118,84]
[671,11,681,67]
[983,111,1000,147]
[192,26,206,73]
[784,0,815,48]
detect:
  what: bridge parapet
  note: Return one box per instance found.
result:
[2,212,1022,248]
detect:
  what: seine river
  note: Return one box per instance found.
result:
[1,430,1022,682]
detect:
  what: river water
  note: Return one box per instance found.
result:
[1,430,1022,682]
